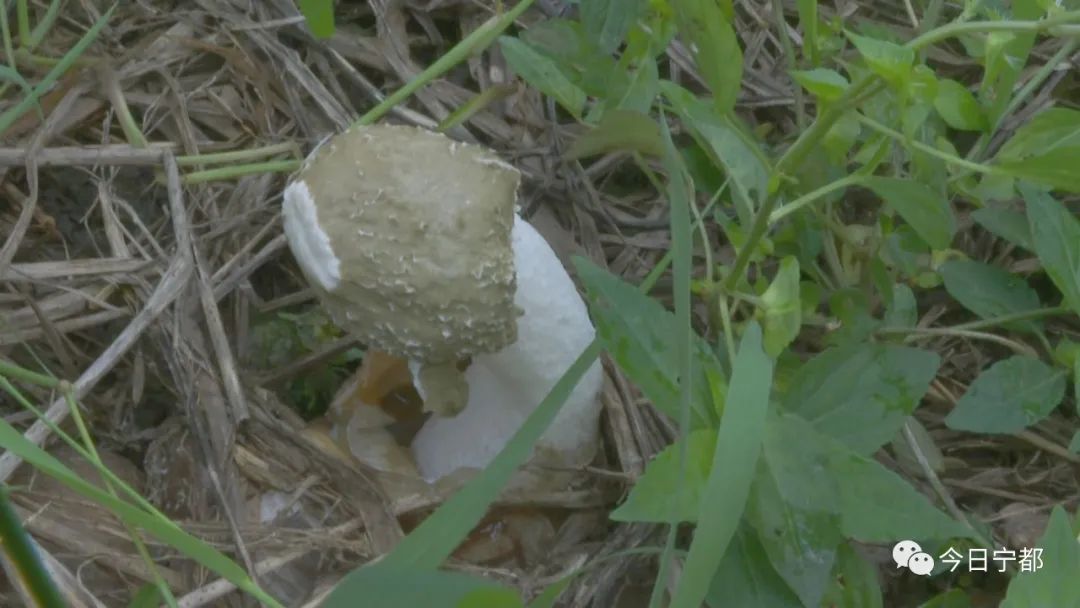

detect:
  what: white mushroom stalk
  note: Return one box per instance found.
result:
[281,124,603,483]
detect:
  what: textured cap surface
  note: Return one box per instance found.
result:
[283,124,521,363]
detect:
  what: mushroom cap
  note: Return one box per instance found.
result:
[282,124,521,363]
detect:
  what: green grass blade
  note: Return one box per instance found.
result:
[27,0,64,49]
[0,485,66,608]
[0,416,285,608]
[671,322,773,608]
[649,106,697,608]
[355,0,536,127]
[0,3,116,138]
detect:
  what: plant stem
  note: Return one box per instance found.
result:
[769,174,863,223]
[856,114,1000,175]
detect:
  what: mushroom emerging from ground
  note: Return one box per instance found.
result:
[281,124,603,484]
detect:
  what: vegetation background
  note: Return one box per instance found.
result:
[1,0,1080,606]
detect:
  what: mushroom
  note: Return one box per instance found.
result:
[282,124,603,484]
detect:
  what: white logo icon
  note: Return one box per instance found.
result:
[908,551,935,575]
[892,540,935,575]
[892,540,922,568]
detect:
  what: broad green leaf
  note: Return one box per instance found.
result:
[671,323,774,608]
[499,36,586,118]
[864,177,956,250]
[782,343,940,454]
[945,356,1066,434]
[707,527,803,608]
[830,450,971,542]
[662,82,771,208]
[791,68,849,102]
[575,259,719,429]
[979,0,1042,125]
[891,418,945,475]
[1001,507,1080,608]
[884,283,918,328]
[995,109,1080,191]
[823,111,861,164]
[324,564,522,608]
[127,584,162,608]
[610,430,716,523]
[972,205,1034,250]
[608,35,660,113]
[819,542,885,608]
[1022,184,1080,314]
[997,108,1080,161]
[939,260,1042,333]
[919,589,972,608]
[672,0,742,113]
[567,109,662,158]
[760,256,801,357]
[579,0,647,53]
[762,414,840,513]
[934,79,988,131]
[846,32,914,87]
[748,462,841,607]
[528,579,571,608]
[298,0,334,38]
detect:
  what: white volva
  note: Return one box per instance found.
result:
[411,215,603,482]
[282,180,341,292]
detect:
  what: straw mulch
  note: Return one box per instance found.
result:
[1,1,1077,607]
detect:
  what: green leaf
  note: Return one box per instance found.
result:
[576,258,719,429]
[884,283,918,328]
[579,0,647,53]
[939,260,1042,333]
[934,79,988,131]
[819,542,885,608]
[944,356,1066,434]
[1001,507,1080,608]
[972,205,1034,251]
[127,584,162,608]
[830,450,971,542]
[760,257,801,357]
[979,0,1042,125]
[748,462,841,607]
[707,527,803,608]
[567,109,662,158]
[662,81,771,208]
[324,564,522,608]
[864,177,956,250]
[782,343,940,454]
[919,589,972,608]
[997,108,1080,161]
[791,68,849,102]
[671,0,742,113]
[671,323,774,608]
[298,0,335,39]
[610,430,716,523]
[995,109,1080,191]
[796,0,819,65]
[846,32,914,87]
[499,36,587,119]
[1022,184,1080,314]
[762,414,840,513]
